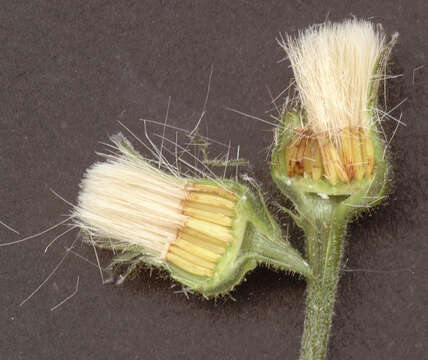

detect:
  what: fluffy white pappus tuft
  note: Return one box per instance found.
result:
[280,19,386,137]
[73,134,188,260]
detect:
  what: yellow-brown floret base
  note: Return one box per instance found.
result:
[165,184,237,278]
[286,127,375,185]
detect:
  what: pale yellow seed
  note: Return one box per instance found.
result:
[295,138,306,175]
[351,128,364,180]
[328,144,349,184]
[286,141,299,177]
[186,192,235,210]
[311,140,323,181]
[182,206,233,227]
[294,138,306,175]
[175,236,220,263]
[340,127,354,180]
[183,200,235,218]
[180,228,226,248]
[361,129,374,177]
[318,137,337,185]
[168,245,216,270]
[187,183,237,201]
[303,138,314,177]
[185,218,234,243]
[165,252,213,277]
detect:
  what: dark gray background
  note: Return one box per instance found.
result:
[1,1,427,359]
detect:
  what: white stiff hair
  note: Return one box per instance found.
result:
[280,19,386,137]
[74,134,188,259]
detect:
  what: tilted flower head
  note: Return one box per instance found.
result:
[74,134,310,297]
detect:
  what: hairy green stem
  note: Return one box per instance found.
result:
[300,217,347,360]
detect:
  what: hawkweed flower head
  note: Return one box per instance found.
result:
[74,133,310,297]
[273,19,397,202]
[271,19,398,360]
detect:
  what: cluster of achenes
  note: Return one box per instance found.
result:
[74,19,397,360]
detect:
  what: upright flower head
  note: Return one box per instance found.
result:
[274,20,397,198]
[271,20,398,360]
[74,134,310,297]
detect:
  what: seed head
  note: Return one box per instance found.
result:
[74,134,310,296]
[275,20,397,188]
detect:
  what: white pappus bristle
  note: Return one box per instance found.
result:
[74,137,188,260]
[281,19,386,137]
